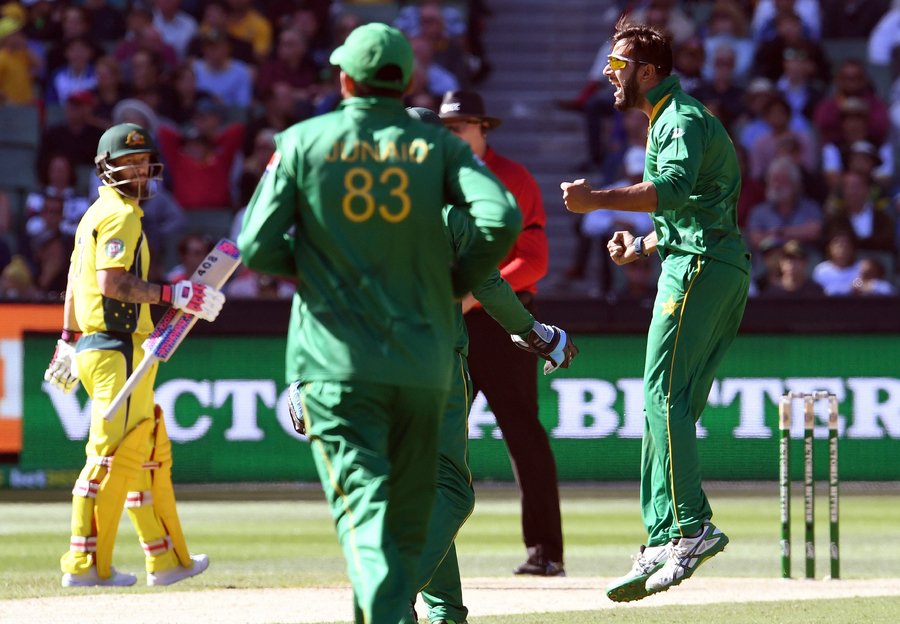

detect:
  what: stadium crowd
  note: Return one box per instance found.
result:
[0,0,898,301]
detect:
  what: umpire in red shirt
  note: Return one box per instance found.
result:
[439,91,564,576]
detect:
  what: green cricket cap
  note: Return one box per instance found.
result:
[95,123,157,164]
[329,23,413,91]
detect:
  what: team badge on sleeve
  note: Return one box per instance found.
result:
[265,152,281,173]
[105,239,125,259]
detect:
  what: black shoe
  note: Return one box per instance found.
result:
[513,557,566,576]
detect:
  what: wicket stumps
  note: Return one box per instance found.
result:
[778,391,839,580]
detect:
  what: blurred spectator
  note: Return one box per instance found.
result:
[823,170,896,252]
[165,232,214,282]
[812,231,862,295]
[701,2,755,83]
[774,133,828,204]
[748,95,817,180]
[812,60,891,147]
[410,35,459,103]
[129,48,179,112]
[777,43,825,119]
[822,0,890,39]
[672,37,705,96]
[751,11,829,85]
[629,0,696,45]
[0,15,41,104]
[735,144,765,227]
[750,237,786,295]
[225,266,295,299]
[612,254,659,303]
[192,28,252,107]
[0,255,38,300]
[114,2,178,78]
[395,0,467,39]
[819,97,892,194]
[0,190,12,270]
[413,0,472,89]
[84,0,127,49]
[579,145,653,295]
[237,127,275,205]
[153,0,198,60]
[46,36,97,105]
[89,55,129,126]
[280,0,332,68]
[44,5,102,79]
[157,115,245,209]
[188,0,255,64]
[851,257,896,296]
[242,82,305,156]
[25,153,90,238]
[111,97,160,138]
[22,0,61,47]
[746,156,822,254]
[694,44,746,134]
[225,0,272,61]
[255,27,321,104]
[37,91,105,173]
[822,136,894,196]
[159,61,213,125]
[761,239,824,297]
[867,0,900,68]
[752,0,821,41]
[25,194,71,298]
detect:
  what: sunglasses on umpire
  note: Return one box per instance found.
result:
[607,54,657,71]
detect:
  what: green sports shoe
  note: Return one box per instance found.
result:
[645,521,729,595]
[605,544,668,602]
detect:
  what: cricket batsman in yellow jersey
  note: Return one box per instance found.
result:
[44,123,225,587]
[562,18,750,602]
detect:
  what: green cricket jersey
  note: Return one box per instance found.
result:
[238,96,520,388]
[444,204,534,357]
[644,75,750,272]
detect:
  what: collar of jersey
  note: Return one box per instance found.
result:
[646,75,680,125]
[98,185,144,216]
[338,96,407,114]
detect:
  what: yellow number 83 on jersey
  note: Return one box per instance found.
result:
[342,166,411,223]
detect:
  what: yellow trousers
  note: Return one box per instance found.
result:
[61,332,179,575]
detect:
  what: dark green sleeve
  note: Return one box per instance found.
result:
[472,270,534,336]
[236,133,298,277]
[443,137,522,296]
[446,205,533,336]
[647,110,705,211]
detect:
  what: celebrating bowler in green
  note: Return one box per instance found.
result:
[238,23,520,624]
[562,17,751,602]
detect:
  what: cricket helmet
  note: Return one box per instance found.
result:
[94,123,164,200]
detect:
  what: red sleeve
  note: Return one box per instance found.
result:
[215,123,246,162]
[157,125,181,163]
[495,158,548,292]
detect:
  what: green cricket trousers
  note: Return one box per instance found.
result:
[418,352,476,624]
[641,253,749,546]
[299,379,448,624]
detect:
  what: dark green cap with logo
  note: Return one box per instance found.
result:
[329,23,413,91]
[95,123,157,165]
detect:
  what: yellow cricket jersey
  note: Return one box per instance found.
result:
[71,186,153,336]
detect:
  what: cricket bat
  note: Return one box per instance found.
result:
[101,238,242,421]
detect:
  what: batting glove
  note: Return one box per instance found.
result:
[511,321,579,375]
[44,336,79,393]
[161,280,225,322]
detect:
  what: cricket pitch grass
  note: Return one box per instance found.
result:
[2,483,899,623]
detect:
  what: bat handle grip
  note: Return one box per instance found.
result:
[101,355,159,422]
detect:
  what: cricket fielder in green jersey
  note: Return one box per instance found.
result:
[406,107,578,624]
[237,24,520,624]
[562,18,750,602]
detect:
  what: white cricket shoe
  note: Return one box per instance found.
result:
[62,566,137,587]
[645,521,729,594]
[605,544,669,602]
[147,554,209,586]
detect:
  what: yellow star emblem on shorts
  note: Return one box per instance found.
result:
[661,295,681,317]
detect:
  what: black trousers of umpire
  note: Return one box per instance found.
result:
[465,300,564,563]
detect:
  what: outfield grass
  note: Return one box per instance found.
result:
[2,486,898,622]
